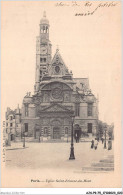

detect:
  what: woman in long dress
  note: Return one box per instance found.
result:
[94,139,98,150]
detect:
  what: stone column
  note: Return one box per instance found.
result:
[47,126,51,140]
[61,126,64,141]
[41,126,44,141]
[8,133,11,146]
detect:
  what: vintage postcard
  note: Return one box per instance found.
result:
[1,0,122,188]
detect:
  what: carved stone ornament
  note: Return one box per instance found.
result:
[33,97,42,104]
[55,66,60,74]
[52,88,62,99]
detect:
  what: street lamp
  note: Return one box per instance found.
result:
[69,115,75,160]
[67,129,68,143]
[39,130,41,143]
[104,124,107,149]
[23,131,27,148]
[23,131,25,148]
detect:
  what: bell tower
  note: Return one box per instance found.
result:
[35,11,52,94]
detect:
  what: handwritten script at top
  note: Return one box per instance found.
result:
[55,1,118,16]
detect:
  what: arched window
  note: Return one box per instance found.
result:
[88,103,93,116]
[75,103,80,116]
[43,26,45,33]
[46,26,48,33]
[25,104,29,117]
[44,127,48,135]
[40,70,42,76]
[65,127,68,134]
[41,27,43,33]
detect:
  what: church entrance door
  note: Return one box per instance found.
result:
[53,127,61,139]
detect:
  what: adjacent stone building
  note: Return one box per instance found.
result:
[5,12,98,142]
[5,106,21,142]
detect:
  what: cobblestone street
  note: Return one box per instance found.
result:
[5,141,114,172]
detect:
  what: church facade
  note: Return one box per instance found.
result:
[5,12,98,142]
[21,12,98,141]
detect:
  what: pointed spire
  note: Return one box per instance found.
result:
[40,11,49,25]
[16,104,20,114]
[56,45,59,52]
[43,11,46,18]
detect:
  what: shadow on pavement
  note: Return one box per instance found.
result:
[6,147,29,151]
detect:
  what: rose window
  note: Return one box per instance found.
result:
[52,88,62,99]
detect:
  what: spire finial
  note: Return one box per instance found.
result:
[43,11,46,18]
[56,45,59,52]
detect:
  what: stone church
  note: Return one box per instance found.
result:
[6,12,98,142]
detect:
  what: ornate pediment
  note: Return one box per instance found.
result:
[47,50,72,78]
[39,103,74,113]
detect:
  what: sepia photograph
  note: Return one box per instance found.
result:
[1,0,122,189]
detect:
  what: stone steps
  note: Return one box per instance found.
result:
[99,159,114,163]
[82,155,114,172]
[91,162,114,167]
[82,167,114,172]
[15,137,69,143]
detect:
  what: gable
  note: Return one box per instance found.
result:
[47,49,72,78]
[39,103,73,113]
[51,49,65,65]
[73,78,90,91]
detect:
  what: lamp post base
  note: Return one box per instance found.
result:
[104,142,106,149]
[69,147,75,160]
[23,137,25,148]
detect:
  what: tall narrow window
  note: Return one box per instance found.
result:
[75,103,80,117]
[25,104,29,117]
[44,127,48,134]
[65,127,68,134]
[88,123,92,133]
[10,116,13,120]
[25,123,28,132]
[40,70,42,76]
[88,103,93,116]
[40,58,43,63]
[43,26,45,33]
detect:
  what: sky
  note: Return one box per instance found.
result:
[1,1,121,124]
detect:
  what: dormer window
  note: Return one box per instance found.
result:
[88,103,93,116]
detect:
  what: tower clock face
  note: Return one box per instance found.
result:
[40,47,47,54]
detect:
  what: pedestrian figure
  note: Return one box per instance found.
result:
[94,138,98,150]
[91,139,94,149]
[108,138,112,150]
[75,133,77,143]
[101,137,104,144]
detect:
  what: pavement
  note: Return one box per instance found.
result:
[5,141,114,172]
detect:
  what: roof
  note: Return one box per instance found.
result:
[40,11,49,25]
[73,78,89,90]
